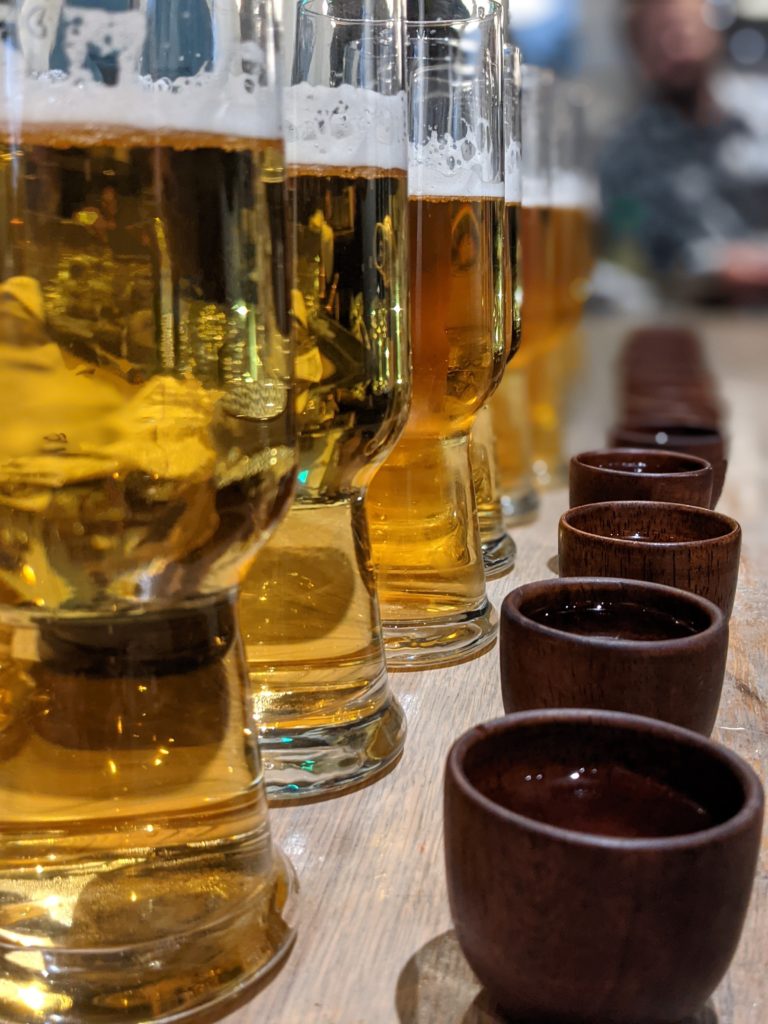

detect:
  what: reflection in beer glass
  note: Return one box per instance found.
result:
[367,1,506,668]
[0,3,297,1020]
[240,0,410,799]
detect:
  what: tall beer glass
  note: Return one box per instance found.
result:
[469,45,522,579]
[240,0,409,799]
[475,45,533,553]
[0,3,297,1020]
[552,83,598,375]
[490,46,539,525]
[367,1,505,668]
[517,65,562,489]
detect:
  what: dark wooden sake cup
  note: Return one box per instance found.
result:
[559,501,742,618]
[500,578,727,735]
[444,710,764,1024]
[610,424,728,505]
[570,448,714,510]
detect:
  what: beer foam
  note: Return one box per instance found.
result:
[0,9,281,140]
[522,176,550,208]
[284,83,407,170]
[551,171,600,212]
[408,128,504,199]
[505,141,522,203]
[0,70,282,140]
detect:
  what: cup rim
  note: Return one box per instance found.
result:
[501,577,725,653]
[571,448,713,480]
[447,709,764,852]
[560,501,741,550]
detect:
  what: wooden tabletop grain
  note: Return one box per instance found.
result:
[223,314,767,1024]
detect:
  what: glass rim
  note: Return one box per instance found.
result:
[300,0,402,26]
[405,0,502,29]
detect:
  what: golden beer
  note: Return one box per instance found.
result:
[516,201,568,486]
[490,200,537,514]
[553,206,586,329]
[0,126,296,1022]
[519,202,557,360]
[505,199,523,360]
[473,199,521,573]
[552,203,595,375]
[240,163,409,791]
[368,193,505,644]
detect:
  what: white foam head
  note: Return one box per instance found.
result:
[283,83,407,170]
[551,170,600,212]
[0,7,282,139]
[505,140,522,203]
[522,176,551,208]
[408,127,503,199]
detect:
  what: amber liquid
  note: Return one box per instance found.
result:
[368,194,505,618]
[519,204,556,362]
[471,405,505,546]
[519,204,568,485]
[552,206,592,332]
[553,205,594,381]
[489,201,536,508]
[0,129,294,1021]
[528,601,700,641]
[472,201,521,551]
[241,167,408,729]
[482,763,714,838]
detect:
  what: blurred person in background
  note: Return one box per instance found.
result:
[600,0,768,304]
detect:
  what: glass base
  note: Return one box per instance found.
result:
[482,531,517,580]
[383,598,498,671]
[0,849,298,1024]
[260,691,406,803]
[501,488,540,527]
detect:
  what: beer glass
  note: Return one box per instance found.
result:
[0,3,297,1021]
[490,45,539,526]
[475,44,536,552]
[240,0,409,799]
[517,65,564,489]
[367,1,505,668]
[552,82,598,377]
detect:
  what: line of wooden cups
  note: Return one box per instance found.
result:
[442,334,764,1023]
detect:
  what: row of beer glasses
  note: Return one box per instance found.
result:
[0,0,596,1018]
[0,0,512,1018]
[245,0,514,800]
[220,5,606,809]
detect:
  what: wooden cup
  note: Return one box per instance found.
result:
[570,448,714,509]
[500,578,728,735]
[445,709,764,1024]
[610,424,728,506]
[559,501,742,618]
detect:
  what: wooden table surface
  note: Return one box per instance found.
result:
[224,314,767,1024]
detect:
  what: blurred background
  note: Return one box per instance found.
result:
[507,0,768,311]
